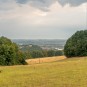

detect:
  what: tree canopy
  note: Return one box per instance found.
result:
[0,36,27,65]
[64,30,87,57]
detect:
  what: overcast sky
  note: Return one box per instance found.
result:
[0,0,87,39]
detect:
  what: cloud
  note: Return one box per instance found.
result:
[0,0,86,39]
[15,0,87,11]
[58,0,87,6]
[0,0,17,11]
[0,0,86,12]
[16,0,55,11]
[16,0,29,4]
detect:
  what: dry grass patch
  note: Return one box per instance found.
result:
[26,56,66,65]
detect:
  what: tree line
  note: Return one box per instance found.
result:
[1,29,86,65]
[18,43,63,59]
[24,50,63,59]
[0,36,63,65]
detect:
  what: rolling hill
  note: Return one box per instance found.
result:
[0,56,87,87]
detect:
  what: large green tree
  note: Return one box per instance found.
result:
[64,30,87,57]
[0,36,27,65]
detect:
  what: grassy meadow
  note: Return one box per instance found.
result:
[0,56,87,87]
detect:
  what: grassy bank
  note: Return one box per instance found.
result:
[0,56,87,87]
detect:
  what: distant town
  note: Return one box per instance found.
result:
[12,39,66,51]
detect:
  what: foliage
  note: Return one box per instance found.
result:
[24,50,63,59]
[64,30,87,57]
[55,50,63,56]
[17,51,27,65]
[47,50,63,57]
[0,36,27,65]
[47,50,55,57]
[30,50,44,58]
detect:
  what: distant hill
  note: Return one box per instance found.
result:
[12,39,66,50]
[19,44,42,52]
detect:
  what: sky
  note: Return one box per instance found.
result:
[0,0,87,39]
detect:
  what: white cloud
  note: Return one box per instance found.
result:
[0,1,86,39]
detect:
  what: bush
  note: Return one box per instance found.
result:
[0,36,27,65]
[64,30,87,57]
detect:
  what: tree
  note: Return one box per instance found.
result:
[47,50,55,57]
[30,50,44,58]
[64,30,87,57]
[55,50,63,56]
[0,36,27,65]
[17,51,27,65]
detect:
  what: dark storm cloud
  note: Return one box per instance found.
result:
[16,0,54,11]
[16,0,87,6]
[1,0,86,12]
[15,0,87,11]
[58,0,87,6]
[16,0,29,4]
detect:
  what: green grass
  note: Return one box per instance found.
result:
[0,57,87,87]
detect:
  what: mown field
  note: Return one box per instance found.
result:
[0,56,87,87]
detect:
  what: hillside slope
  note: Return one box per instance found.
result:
[0,56,87,87]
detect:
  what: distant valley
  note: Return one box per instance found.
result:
[12,39,66,50]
